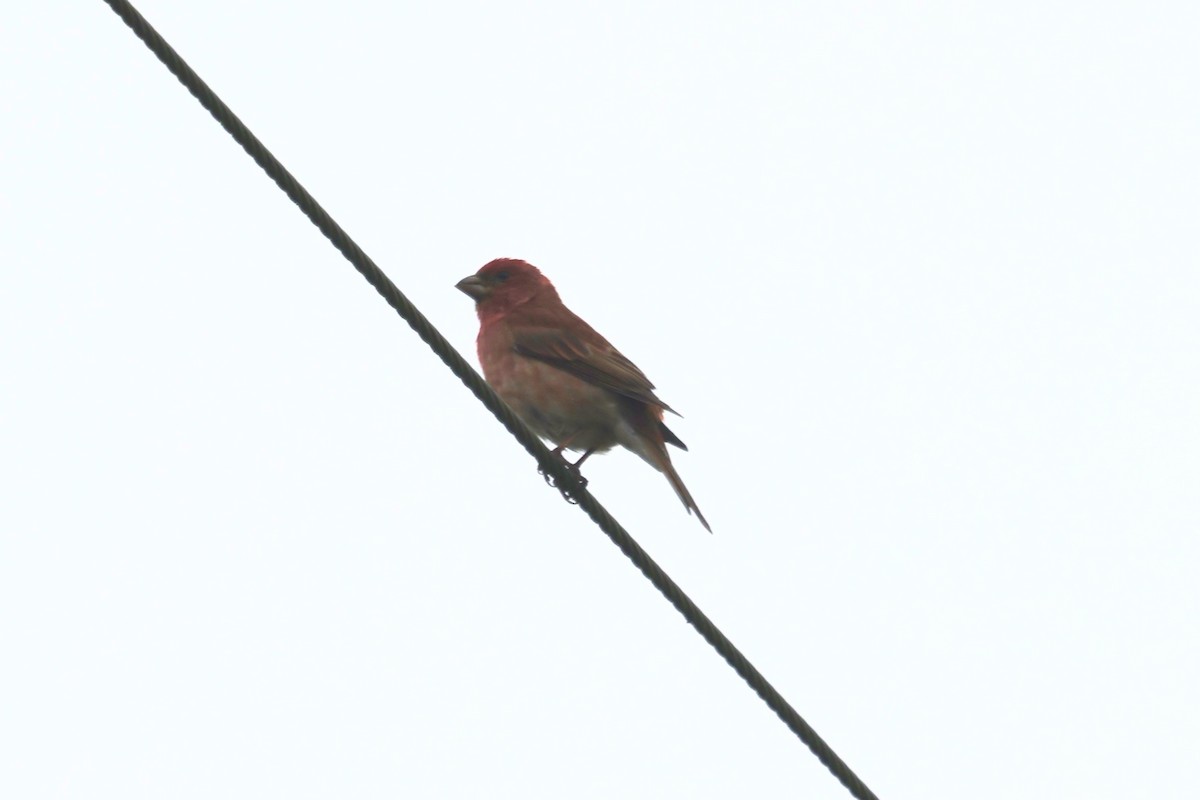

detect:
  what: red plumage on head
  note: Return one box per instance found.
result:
[469,258,560,321]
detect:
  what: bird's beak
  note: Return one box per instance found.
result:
[456,274,490,301]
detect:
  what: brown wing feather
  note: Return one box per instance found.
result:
[509,306,678,415]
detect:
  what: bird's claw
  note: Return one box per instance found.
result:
[539,455,588,504]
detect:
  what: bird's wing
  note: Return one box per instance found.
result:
[512,323,678,415]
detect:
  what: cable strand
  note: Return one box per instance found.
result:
[98,3,879,798]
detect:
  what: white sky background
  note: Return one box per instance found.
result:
[2,2,1198,797]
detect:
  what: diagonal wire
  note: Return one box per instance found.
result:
[97,2,880,798]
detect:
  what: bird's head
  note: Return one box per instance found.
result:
[456,258,556,315]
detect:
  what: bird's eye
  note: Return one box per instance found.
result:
[496,271,510,282]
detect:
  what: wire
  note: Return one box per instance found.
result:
[98,2,880,798]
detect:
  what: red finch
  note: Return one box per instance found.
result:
[457,258,710,532]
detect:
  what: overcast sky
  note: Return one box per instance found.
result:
[2,2,1198,798]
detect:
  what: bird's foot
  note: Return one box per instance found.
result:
[539,451,589,504]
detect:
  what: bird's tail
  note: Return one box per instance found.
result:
[663,455,711,533]
[647,441,711,533]
[626,411,710,532]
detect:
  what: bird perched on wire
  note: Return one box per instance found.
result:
[457,258,710,532]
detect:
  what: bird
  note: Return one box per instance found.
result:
[456,258,710,532]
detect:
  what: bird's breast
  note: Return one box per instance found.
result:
[477,326,622,453]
